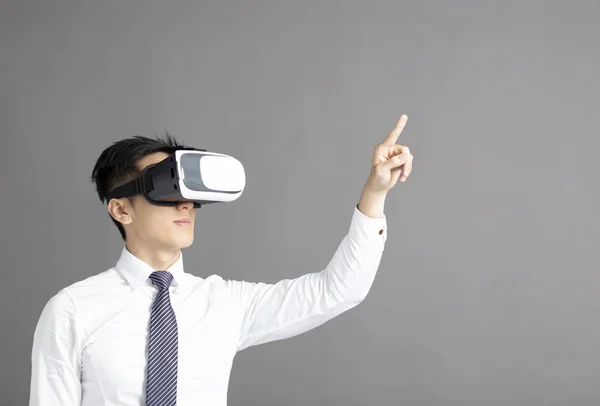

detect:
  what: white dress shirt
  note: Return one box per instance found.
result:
[29,205,387,406]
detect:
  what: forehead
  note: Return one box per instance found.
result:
[136,151,170,171]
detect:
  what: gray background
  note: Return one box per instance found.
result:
[1,0,599,405]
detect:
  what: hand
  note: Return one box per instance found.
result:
[363,114,414,196]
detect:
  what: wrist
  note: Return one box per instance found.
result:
[357,188,387,218]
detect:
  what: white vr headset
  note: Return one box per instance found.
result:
[106,148,245,208]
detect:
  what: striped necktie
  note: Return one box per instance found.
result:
[146,271,178,406]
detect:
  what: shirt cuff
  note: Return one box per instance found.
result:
[348,204,388,248]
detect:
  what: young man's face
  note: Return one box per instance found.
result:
[111,152,197,251]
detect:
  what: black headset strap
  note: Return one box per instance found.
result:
[106,177,143,199]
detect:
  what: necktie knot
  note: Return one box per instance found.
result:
[149,271,173,291]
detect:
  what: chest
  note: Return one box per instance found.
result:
[80,288,241,394]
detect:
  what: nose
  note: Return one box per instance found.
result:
[177,200,195,210]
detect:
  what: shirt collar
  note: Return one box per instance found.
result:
[115,245,186,290]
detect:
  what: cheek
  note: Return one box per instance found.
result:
[137,206,173,234]
[153,209,176,230]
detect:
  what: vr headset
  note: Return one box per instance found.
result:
[106,148,245,208]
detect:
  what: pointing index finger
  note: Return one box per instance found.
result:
[383,114,408,145]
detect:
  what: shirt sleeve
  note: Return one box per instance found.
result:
[228,204,388,351]
[29,289,82,406]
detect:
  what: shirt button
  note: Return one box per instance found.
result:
[379,229,384,235]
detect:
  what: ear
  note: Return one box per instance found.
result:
[108,197,133,225]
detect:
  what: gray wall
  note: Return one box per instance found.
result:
[2,1,599,405]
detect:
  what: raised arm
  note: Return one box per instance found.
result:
[230,114,414,351]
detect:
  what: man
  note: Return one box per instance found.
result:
[29,115,414,405]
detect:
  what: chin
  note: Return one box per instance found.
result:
[162,228,194,250]
[174,235,194,249]
[179,239,194,249]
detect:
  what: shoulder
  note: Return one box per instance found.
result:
[184,272,227,291]
[38,268,122,315]
[63,267,124,295]
[41,288,75,315]
[183,272,253,297]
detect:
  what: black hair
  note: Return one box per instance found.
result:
[90,132,190,241]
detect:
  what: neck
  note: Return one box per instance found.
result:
[125,241,181,271]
